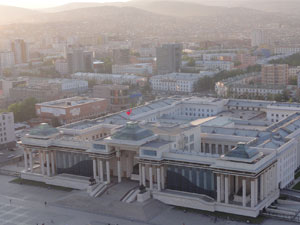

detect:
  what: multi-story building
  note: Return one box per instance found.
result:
[55,59,69,75]
[195,61,234,71]
[36,97,108,125]
[72,72,147,86]
[112,49,130,65]
[0,112,15,149]
[288,66,300,79]
[9,84,62,103]
[11,39,29,64]
[274,47,300,55]
[112,63,153,75]
[215,73,285,98]
[150,72,216,93]
[21,96,300,217]
[251,29,270,47]
[261,64,289,85]
[156,43,182,74]
[0,51,15,71]
[0,78,28,97]
[93,85,130,113]
[67,48,93,74]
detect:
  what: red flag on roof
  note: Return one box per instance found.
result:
[126,109,132,116]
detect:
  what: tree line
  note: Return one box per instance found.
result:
[193,65,262,93]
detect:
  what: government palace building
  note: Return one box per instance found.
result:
[21,97,300,217]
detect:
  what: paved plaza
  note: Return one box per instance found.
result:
[0,174,298,225]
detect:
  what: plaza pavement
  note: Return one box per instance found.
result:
[0,174,298,225]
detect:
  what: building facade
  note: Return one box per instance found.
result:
[156,44,183,74]
[261,64,289,85]
[93,85,130,113]
[36,97,108,125]
[11,39,29,64]
[0,112,16,149]
[21,97,300,218]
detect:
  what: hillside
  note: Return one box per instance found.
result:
[0,5,39,24]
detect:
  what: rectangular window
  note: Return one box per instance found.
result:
[93,144,106,150]
[190,134,194,142]
[142,149,157,157]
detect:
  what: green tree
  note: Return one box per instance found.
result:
[7,98,37,122]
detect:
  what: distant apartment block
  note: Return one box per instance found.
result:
[55,59,69,75]
[261,64,289,85]
[0,51,15,71]
[195,60,234,71]
[11,39,29,64]
[36,97,108,125]
[0,112,16,149]
[251,29,270,47]
[72,73,147,86]
[156,43,182,74]
[67,48,93,74]
[113,49,130,65]
[274,47,300,55]
[150,72,216,93]
[93,85,130,113]
[112,63,153,75]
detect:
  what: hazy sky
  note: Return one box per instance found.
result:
[0,0,129,9]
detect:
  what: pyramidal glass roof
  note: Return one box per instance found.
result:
[226,142,259,159]
[29,123,60,137]
[112,122,154,141]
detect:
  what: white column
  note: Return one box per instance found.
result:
[235,176,239,194]
[106,160,110,184]
[203,171,207,190]
[117,159,121,183]
[29,150,33,172]
[142,165,146,186]
[161,166,165,190]
[220,174,224,201]
[98,159,104,182]
[251,179,255,208]
[24,149,28,171]
[254,178,258,205]
[62,153,67,168]
[263,171,267,199]
[149,166,153,190]
[139,163,142,185]
[46,152,50,177]
[157,166,161,191]
[93,159,97,179]
[260,173,264,201]
[217,175,221,202]
[51,151,55,176]
[222,145,225,155]
[225,176,229,204]
[242,179,246,207]
[209,144,212,154]
[41,151,45,175]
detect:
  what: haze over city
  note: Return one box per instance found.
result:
[1,0,300,225]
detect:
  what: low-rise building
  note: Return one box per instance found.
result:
[150,72,216,93]
[72,72,146,86]
[195,61,234,71]
[36,97,108,125]
[112,63,153,75]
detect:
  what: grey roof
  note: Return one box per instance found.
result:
[142,140,171,148]
[226,142,259,159]
[29,123,60,137]
[112,122,154,141]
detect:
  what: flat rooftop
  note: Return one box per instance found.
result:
[37,97,106,108]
